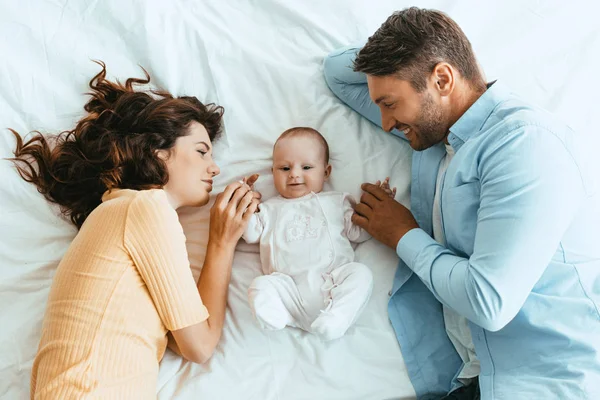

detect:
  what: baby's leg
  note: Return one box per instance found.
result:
[248,273,303,331]
[310,262,373,341]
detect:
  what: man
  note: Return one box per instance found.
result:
[323,7,600,400]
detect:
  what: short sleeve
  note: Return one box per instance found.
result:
[124,190,209,331]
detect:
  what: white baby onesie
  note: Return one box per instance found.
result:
[242,191,373,340]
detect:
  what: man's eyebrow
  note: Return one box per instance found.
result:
[374,95,390,104]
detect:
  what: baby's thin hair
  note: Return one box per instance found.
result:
[276,127,330,164]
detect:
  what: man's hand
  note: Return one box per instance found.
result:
[352,182,418,249]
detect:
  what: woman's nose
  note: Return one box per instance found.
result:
[209,162,220,177]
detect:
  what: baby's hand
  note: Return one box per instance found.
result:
[376,177,396,199]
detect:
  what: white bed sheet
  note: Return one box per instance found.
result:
[0,0,598,399]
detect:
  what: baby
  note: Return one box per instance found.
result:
[242,127,394,341]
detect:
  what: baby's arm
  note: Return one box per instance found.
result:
[242,211,265,244]
[343,195,371,243]
[343,179,396,243]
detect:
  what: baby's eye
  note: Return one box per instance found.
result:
[281,167,290,171]
[303,166,312,170]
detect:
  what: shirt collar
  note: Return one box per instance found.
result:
[447,80,511,151]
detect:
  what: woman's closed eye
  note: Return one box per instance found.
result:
[197,150,207,156]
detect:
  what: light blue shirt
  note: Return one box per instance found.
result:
[324,45,600,400]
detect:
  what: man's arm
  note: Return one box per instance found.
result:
[396,127,584,331]
[354,126,584,331]
[323,44,407,141]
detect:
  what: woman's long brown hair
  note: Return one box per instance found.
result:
[8,61,224,229]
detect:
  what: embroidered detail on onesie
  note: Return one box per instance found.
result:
[285,214,318,242]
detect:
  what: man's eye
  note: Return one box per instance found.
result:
[383,102,394,109]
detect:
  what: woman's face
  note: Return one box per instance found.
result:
[159,121,220,209]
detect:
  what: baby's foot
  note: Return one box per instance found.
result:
[311,311,350,341]
[248,276,293,330]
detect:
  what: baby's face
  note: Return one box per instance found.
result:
[272,136,331,199]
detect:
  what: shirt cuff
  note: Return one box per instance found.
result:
[395,228,437,268]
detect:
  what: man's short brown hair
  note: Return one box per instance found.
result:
[354,7,485,92]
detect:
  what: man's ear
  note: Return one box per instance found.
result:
[431,62,454,97]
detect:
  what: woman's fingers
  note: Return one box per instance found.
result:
[226,185,251,214]
[243,199,260,221]
[236,191,255,217]
[216,181,244,207]
[212,178,261,232]
[245,174,259,187]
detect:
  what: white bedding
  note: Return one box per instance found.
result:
[0,1,597,399]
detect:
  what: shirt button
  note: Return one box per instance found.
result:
[388,290,392,296]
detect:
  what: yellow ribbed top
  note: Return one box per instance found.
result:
[31,189,208,399]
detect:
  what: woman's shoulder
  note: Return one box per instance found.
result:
[102,188,166,204]
[100,189,175,223]
[127,190,182,232]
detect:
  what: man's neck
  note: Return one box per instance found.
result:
[447,81,487,130]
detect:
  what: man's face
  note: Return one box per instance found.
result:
[367,75,449,151]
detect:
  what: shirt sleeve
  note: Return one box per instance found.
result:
[343,194,371,243]
[124,191,209,331]
[396,126,585,332]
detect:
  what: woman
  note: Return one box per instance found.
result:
[9,62,258,399]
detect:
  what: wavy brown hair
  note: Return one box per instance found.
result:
[8,61,224,228]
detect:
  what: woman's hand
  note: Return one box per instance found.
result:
[174,178,261,364]
[209,181,260,249]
